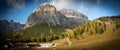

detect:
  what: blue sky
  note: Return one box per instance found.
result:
[0,0,120,24]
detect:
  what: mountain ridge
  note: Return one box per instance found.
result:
[0,20,24,34]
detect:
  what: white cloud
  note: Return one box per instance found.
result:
[49,0,87,11]
[49,0,99,11]
[50,0,72,10]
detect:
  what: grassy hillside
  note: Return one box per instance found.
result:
[65,15,120,40]
[46,15,120,50]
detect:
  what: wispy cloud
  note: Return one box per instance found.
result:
[50,0,101,11]
[50,0,72,10]
[50,0,101,10]
[7,0,25,10]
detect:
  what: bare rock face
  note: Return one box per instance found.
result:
[60,9,89,28]
[25,3,89,29]
[25,3,67,28]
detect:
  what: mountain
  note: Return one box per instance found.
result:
[0,20,24,34]
[25,3,89,29]
[0,3,89,42]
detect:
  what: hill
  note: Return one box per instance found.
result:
[71,15,120,39]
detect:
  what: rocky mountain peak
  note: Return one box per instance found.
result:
[25,3,89,29]
[60,9,88,19]
[33,3,56,13]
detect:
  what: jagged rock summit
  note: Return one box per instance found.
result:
[25,3,89,29]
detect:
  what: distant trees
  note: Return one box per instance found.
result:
[7,32,66,42]
[88,30,93,35]
[71,15,120,40]
[97,28,104,34]
[115,23,120,29]
[98,15,120,22]
[98,15,120,30]
[11,19,107,42]
[71,19,107,40]
[0,24,67,42]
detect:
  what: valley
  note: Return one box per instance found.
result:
[0,2,120,50]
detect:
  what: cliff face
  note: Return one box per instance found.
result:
[25,3,89,29]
